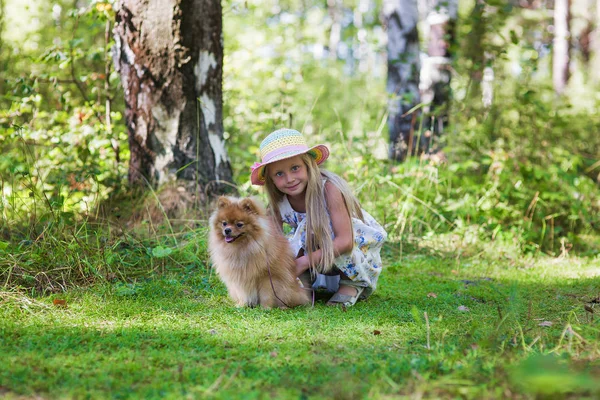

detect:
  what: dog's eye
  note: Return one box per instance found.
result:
[236,222,244,228]
[222,221,227,227]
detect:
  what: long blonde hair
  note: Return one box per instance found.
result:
[264,154,364,274]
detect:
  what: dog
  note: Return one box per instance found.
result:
[208,196,310,309]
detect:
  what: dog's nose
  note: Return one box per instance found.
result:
[224,228,232,235]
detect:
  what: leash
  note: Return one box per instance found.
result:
[307,285,315,307]
[266,262,315,308]
[261,235,314,308]
[267,262,292,308]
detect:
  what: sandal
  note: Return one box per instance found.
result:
[326,282,365,307]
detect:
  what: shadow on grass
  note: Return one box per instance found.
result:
[2,255,600,398]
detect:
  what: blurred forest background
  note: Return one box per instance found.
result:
[1,0,600,290]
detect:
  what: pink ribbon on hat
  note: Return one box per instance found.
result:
[251,162,262,171]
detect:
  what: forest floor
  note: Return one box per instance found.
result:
[1,240,600,399]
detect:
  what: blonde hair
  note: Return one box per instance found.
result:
[264,154,364,275]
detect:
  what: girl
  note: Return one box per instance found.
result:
[251,128,387,307]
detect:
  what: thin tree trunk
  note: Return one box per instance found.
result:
[0,0,4,55]
[590,0,600,83]
[481,64,494,108]
[553,0,571,94]
[355,0,367,72]
[419,0,456,153]
[464,0,486,101]
[327,0,342,59]
[113,0,232,196]
[0,0,7,98]
[384,0,421,162]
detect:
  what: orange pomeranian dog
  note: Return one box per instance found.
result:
[208,196,310,309]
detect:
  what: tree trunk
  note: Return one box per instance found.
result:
[384,0,421,162]
[327,0,342,59]
[463,0,486,101]
[419,0,457,153]
[553,0,571,94]
[0,0,7,98]
[589,0,600,83]
[113,0,232,196]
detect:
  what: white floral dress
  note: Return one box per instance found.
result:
[278,192,387,297]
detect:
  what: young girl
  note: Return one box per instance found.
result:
[250,128,387,307]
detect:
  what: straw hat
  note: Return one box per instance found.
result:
[250,129,329,186]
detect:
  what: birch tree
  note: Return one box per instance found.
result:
[113,0,232,195]
[592,0,600,83]
[384,0,421,161]
[420,0,457,152]
[553,0,571,94]
[463,0,486,101]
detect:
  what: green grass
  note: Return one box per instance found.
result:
[1,242,599,399]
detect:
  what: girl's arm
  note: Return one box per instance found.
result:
[324,181,354,255]
[296,181,353,275]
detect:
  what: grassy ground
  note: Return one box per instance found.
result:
[1,241,599,399]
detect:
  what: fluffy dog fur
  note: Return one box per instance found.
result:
[208,196,310,309]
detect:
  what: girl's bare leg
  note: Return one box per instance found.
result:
[336,273,358,297]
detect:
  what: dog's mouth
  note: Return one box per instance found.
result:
[224,233,244,243]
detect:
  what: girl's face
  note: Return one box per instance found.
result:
[267,155,309,198]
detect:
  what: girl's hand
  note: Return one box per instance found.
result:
[295,255,310,276]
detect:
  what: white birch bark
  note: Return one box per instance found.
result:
[113,0,232,194]
[419,0,457,152]
[553,0,571,94]
[590,0,600,83]
[384,0,421,161]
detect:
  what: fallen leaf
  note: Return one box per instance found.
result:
[373,330,381,335]
[457,305,470,312]
[270,351,278,358]
[538,321,553,327]
[427,293,438,298]
[53,299,67,307]
[451,270,458,275]
[584,305,594,314]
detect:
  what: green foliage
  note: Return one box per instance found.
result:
[0,212,210,295]
[510,354,600,395]
[443,82,600,253]
[1,0,127,219]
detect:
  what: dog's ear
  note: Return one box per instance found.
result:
[217,196,232,209]
[239,198,263,215]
